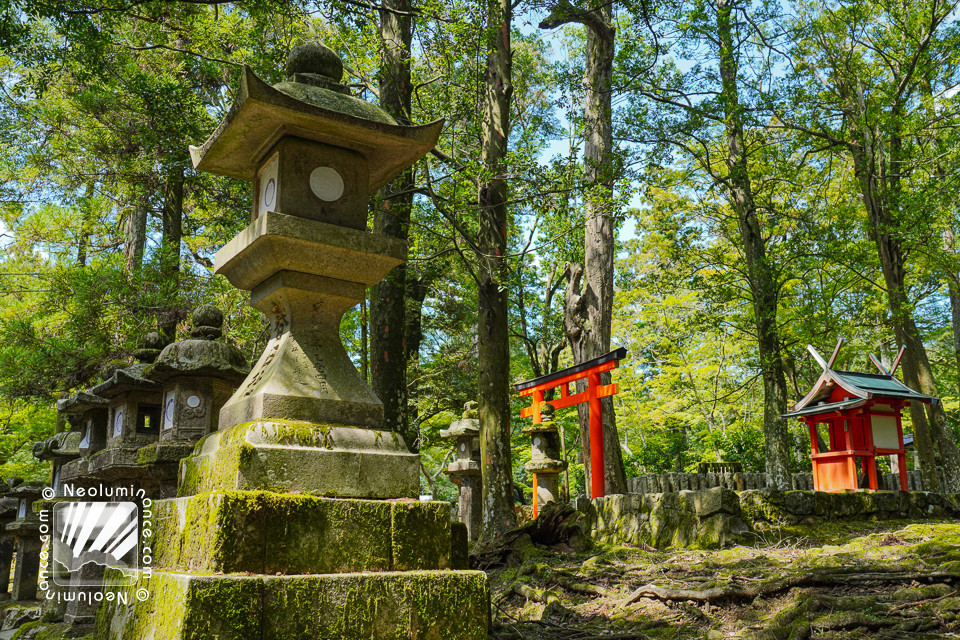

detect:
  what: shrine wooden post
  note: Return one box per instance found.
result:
[515,348,626,500]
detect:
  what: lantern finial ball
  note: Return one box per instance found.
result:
[540,401,555,423]
[286,42,344,83]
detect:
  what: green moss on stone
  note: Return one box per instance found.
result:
[392,500,451,570]
[153,491,455,574]
[96,570,488,640]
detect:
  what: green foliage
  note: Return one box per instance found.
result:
[3,0,960,494]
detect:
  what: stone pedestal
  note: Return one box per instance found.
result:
[63,562,104,624]
[95,491,489,639]
[10,529,41,601]
[176,214,420,500]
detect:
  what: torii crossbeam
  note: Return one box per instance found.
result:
[514,348,627,498]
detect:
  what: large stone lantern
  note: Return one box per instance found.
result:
[95,43,488,640]
[180,42,443,499]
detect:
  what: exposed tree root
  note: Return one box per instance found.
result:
[623,570,960,606]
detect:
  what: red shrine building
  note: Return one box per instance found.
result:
[782,341,936,492]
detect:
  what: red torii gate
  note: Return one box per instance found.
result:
[514,348,626,499]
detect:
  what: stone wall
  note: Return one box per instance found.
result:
[626,469,933,493]
[580,487,960,550]
[580,488,752,550]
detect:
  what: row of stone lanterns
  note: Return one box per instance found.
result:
[14,306,248,627]
[442,400,568,540]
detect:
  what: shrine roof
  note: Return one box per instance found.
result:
[782,398,867,418]
[784,366,935,419]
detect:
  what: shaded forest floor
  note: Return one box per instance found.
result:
[485,519,960,639]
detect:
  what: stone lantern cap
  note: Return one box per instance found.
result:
[523,401,559,434]
[146,305,250,383]
[440,419,480,440]
[189,42,443,191]
[6,483,43,500]
[32,430,82,462]
[56,390,108,414]
[441,402,480,439]
[91,363,159,399]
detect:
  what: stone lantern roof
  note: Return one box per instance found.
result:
[146,305,249,383]
[440,401,480,439]
[6,482,43,501]
[56,390,108,414]
[32,430,82,462]
[188,41,443,190]
[90,364,158,399]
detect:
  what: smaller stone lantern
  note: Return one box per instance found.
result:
[99,362,163,454]
[56,390,109,483]
[441,402,482,542]
[146,305,249,449]
[6,483,43,601]
[524,402,567,518]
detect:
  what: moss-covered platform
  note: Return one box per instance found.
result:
[151,490,453,573]
[179,420,419,499]
[95,569,489,640]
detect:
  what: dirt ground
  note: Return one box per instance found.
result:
[486,519,960,639]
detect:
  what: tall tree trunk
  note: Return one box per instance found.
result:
[405,275,430,362]
[716,0,792,489]
[76,182,95,266]
[542,0,627,497]
[160,171,184,340]
[946,231,960,399]
[124,202,147,272]
[372,0,417,450]
[847,108,960,491]
[477,0,515,539]
[360,294,369,385]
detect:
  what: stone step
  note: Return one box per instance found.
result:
[151,490,453,574]
[96,568,489,640]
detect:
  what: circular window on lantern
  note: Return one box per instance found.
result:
[534,437,542,447]
[187,395,201,408]
[309,166,345,202]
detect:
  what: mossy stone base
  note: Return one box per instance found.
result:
[151,491,451,574]
[95,569,489,640]
[178,420,418,498]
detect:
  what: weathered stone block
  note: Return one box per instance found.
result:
[151,491,451,574]
[784,490,814,516]
[692,487,739,517]
[179,420,418,499]
[95,569,489,640]
[391,500,451,570]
